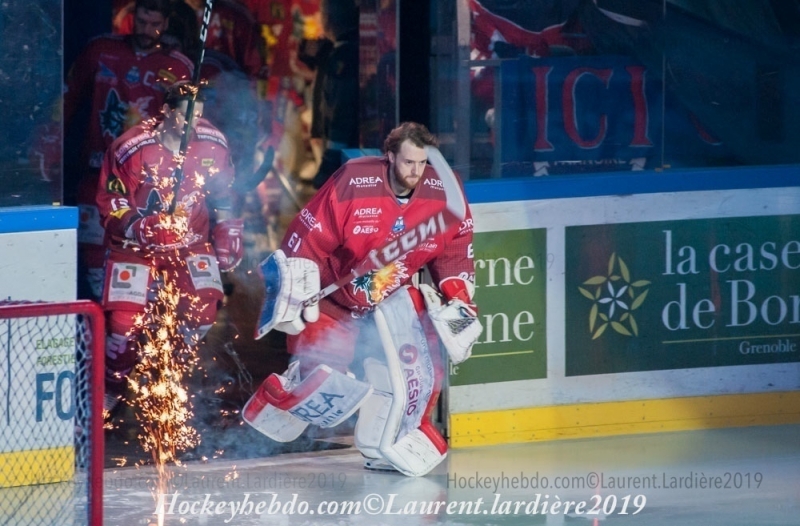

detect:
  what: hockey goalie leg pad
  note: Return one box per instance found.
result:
[371,288,447,477]
[243,361,373,442]
[354,358,394,461]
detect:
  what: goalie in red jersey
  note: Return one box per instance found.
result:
[96,81,243,413]
[244,122,483,476]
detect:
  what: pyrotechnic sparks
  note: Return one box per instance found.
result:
[127,268,201,526]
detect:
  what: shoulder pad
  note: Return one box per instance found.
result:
[347,156,384,165]
[116,127,157,164]
[167,49,194,70]
[195,123,229,148]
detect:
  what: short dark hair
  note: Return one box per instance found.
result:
[383,122,438,155]
[135,0,174,18]
[164,81,206,108]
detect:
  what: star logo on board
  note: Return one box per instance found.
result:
[579,253,650,339]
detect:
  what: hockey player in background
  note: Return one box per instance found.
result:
[96,81,243,412]
[63,0,193,301]
[243,122,483,476]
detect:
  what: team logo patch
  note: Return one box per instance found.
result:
[125,66,140,84]
[106,174,126,195]
[137,189,165,216]
[392,216,405,234]
[351,261,409,305]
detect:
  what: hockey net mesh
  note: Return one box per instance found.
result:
[0,301,104,526]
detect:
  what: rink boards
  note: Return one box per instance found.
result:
[452,171,800,447]
[0,206,78,487]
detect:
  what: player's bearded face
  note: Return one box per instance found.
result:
[133,8,168,51]
[389,140,428,193]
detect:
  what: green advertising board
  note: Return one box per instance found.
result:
[565,215,800,376]
[450,228,548,386]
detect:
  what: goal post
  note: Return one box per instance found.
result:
[0,300,104,526]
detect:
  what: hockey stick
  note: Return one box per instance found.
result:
[167,0,214,214]
[255,146,466,339]
[232,146,275,192]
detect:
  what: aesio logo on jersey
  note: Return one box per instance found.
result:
[353,225,380,235]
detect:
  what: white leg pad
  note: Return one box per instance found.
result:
[369,288,447,477]
[243,362,373,442]
[354,358,393,459]
[383,428,448,477]
[242,397,309,443]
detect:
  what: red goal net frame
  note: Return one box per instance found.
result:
[0,300,104,526]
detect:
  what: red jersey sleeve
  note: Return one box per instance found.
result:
[279,180,344,272]
[427,171,475,287]
[426,182,476,289]
[96,131,146,241]
[195,121,236,213]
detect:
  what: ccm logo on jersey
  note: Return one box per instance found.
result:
[375,212,447,265]
[353,225,379,235]
[299,208,323,232]
[349,176,381,187]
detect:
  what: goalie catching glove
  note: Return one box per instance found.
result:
[421,277,482,364]
[212,218,244,272]
[255,249,321,338]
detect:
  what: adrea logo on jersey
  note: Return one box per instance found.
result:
[565,216,800,376]
[349,176,381,188]
[353,207,382,219]
[299,208,323,232]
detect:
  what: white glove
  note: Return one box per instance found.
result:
[420,282,482,365]
[255,249,321,338]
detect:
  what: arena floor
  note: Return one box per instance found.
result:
[99,423,800,525]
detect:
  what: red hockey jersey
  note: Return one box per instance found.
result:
[64,35,193,171]
[280,156,475,319]
[96,117,235,252]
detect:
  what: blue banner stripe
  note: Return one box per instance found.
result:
[0,206,79,234]
[465,165,800,204]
